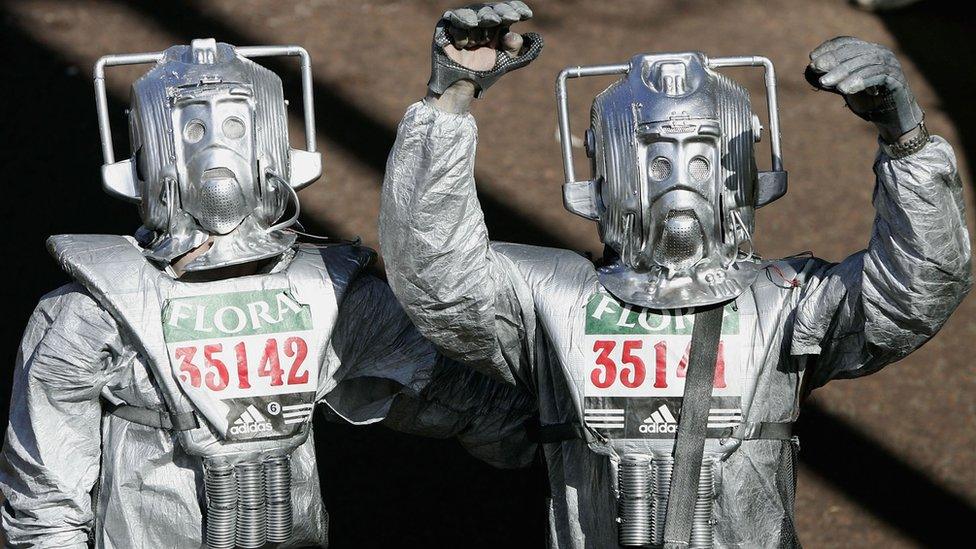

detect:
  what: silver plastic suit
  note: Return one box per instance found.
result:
[379,53,972,547]
[1,39,535,549]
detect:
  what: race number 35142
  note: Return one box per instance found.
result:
[173,336,310,394]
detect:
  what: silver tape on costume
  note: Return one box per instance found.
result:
[2,37,541,547]
[379,88,971,546]
[50,235,351,547]
[1,232,538,547]
[82,41,326,543]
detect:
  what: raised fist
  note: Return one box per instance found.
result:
[428,2,543,100]
[806,36,923,143]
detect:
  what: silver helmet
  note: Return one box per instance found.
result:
[94,39,321,271]
[557,53,788,309]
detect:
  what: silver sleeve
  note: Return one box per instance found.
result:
[383,357,538,469]
[320,274,440,425]
[792,136,972,387]
[1,284,120,548]
[325,275,536,468]
[380,100,534,385]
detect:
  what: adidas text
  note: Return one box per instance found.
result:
[639,423,678,434]
[230,422,273,435]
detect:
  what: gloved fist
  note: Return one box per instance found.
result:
[428,2,543,101]
[806,36,923,143]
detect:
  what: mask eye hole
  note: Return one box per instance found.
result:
[222,117,246,139]
[689,156,711,182]
[649,156,672,181]
[183,120,206,144]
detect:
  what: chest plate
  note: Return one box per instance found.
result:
[50,235,372,459]
[162,286,326,441]
[581,291,745,439]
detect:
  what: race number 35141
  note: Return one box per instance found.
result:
[589,338,726,391]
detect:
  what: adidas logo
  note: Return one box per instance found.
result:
[229,404,273,435]
[639,404,678,434]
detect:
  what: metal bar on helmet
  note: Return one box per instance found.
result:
[236,46,316,152]
[93,52,165,164]
[707,56,783,172]
[556,63,630,185]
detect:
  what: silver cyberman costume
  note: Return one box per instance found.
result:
[380,5,972,548]
[1,39,534,548]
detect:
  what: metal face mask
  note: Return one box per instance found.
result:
[557,53,788,309]
[172,86,257,235]
[94,39,322,272]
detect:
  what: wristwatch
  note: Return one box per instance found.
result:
[882,122,930,159]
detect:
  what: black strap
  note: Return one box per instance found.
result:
[663,305,725,549]
[105,401,199,431]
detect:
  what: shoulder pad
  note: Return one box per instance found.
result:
[47,234,152,293]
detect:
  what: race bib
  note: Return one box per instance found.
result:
[582,292,744,439]
[162,288,318,441]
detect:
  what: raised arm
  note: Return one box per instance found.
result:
[793,37,972,387]
[1,285,121,548]
[379,3,543,385]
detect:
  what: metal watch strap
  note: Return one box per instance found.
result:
[428,23,543,98]
[105,400,200,431]
[882,122,930,159]
[662,305,725,549]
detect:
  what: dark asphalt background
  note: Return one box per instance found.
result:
[1,1,973,547]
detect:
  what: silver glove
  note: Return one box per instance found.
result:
[428,2,543,98]
[806,36,923,143]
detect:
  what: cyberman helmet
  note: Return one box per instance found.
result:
[94,39,321,272]
[557,53,788,309]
